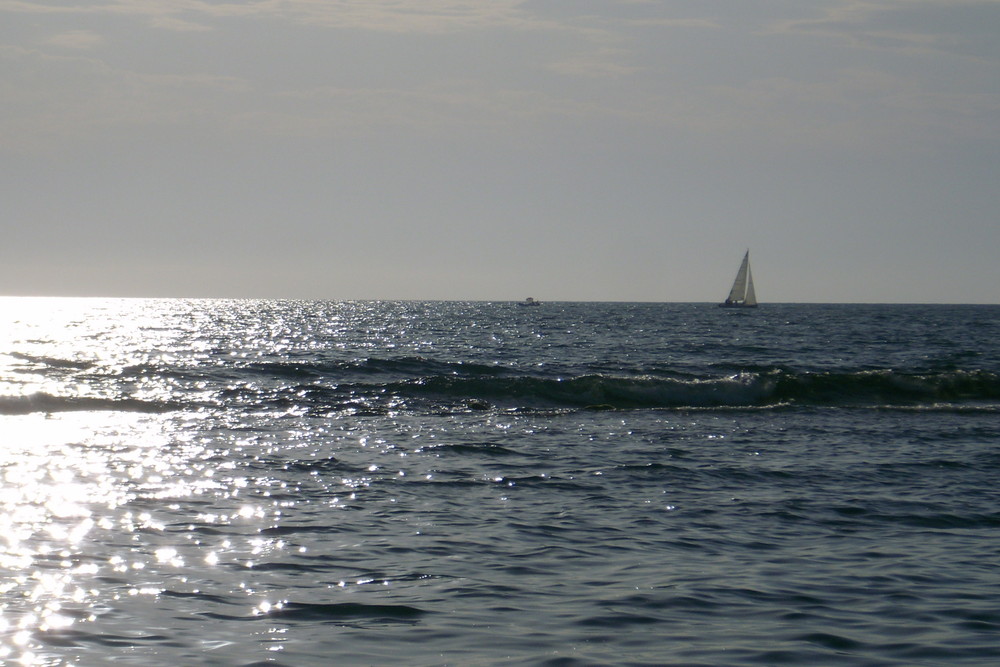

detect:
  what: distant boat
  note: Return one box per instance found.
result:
[519,297,540,307]
[719,250,758,308]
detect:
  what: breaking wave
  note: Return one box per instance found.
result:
[395,368,1000,410]
[196,363,1000,413]
[6,351,1000,415]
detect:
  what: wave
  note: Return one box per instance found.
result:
[386,368,1000,411]
[398,373,771,409]
[189,367,1000,413]
[7,364,998,415]
[773,368,1000,408]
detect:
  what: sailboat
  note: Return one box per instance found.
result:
[719,250,758,308]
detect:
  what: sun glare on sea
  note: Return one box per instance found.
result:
[0,297,217,663]
[0,411,171,662]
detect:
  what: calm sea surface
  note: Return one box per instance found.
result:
[1,299,999,665]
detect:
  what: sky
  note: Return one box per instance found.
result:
[2,0,998,303]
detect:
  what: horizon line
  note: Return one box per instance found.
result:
[1,295,996,306]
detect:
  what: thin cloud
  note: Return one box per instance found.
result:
[546,47,639,78]
[244,81,639,137]
[778,0,1000,62]
[0,45,250,150]
[0,0,531,33]
[148,15,214,32]
[42,30,105,50]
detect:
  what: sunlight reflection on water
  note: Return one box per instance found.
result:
[0,412,175,662]
[0,403,279,663]
[0,297,236,664]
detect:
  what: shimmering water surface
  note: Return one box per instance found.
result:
[1,298,999,665]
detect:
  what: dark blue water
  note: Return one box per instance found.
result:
[1,299,999,665]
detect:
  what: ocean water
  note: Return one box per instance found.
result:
[1,298,999,666]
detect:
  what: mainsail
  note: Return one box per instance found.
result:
[721,250,758,308]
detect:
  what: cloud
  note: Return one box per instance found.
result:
[42,30,104,49]
[779,0,1000,62]
[0,36,623,152]
[655,67,1000,157]
[545,47,639,78]
[148,15,214,32]
[3,0,998,158]
[0,45,250,151]
[225,80,639,140]
[0,0,531,33]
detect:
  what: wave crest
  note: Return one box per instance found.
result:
[398,369,1000,410]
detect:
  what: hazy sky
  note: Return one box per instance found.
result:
[2,0,998,302]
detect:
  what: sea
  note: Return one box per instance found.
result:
[1,298,999,666]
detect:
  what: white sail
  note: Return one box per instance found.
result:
[720,250,758,308]
[725,251,750,303]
